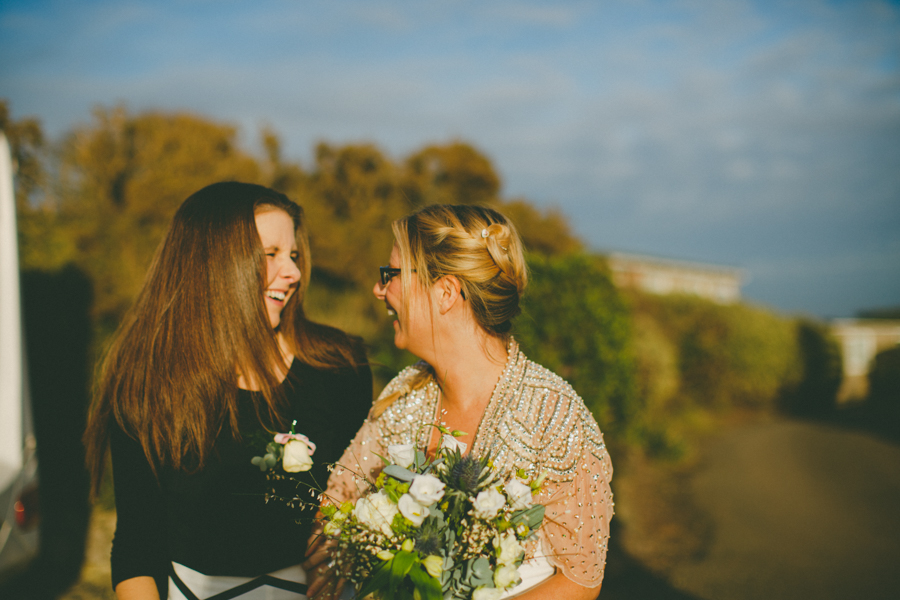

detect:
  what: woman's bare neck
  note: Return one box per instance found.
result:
[430,331,507,413]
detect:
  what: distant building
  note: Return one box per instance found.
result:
[831,319,900,402]
[606,251,746,304]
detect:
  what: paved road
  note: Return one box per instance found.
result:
[669,420,900,600]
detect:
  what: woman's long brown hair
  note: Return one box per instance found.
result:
[84,182,363,495]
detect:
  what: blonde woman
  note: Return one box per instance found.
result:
[84,182,372,600]
[310,204,613,599]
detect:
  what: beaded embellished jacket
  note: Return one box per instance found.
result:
[326,339,614,588]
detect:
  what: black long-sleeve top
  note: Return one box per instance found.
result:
[109,359,372,598]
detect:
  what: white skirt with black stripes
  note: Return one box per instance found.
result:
[168,562,308,600]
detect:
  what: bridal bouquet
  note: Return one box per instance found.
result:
[320,428,546,600]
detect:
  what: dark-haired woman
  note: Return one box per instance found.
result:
[84,182,372,600]
[315,205,613,599]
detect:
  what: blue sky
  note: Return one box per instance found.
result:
[1,0,898,318]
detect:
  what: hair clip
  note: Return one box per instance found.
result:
[481,228,489,238]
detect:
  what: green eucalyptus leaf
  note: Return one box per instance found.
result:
[511,504,545,530]
[471,557,492,581]
[384,464,416,482]
[525,504,545,529]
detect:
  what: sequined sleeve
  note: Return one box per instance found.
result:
[324,365,436,505]
[324,418,384,505]
[472,352,615,588]
[509,363,614,588]
[534,400,614,588]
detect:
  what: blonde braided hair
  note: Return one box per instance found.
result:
[372,204,527,417]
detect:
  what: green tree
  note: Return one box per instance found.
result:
[56,106,264,322]
[629,293,800,410]
[868,346,900,409]
[500,199,582,256]
[2,100,77,273]
[514,253,637,435]
[301,142,409,290]
[781,319,843,416]
[259,125,307,195]
[402,141,500,207]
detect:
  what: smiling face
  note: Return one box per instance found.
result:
[373,244,431,355]
[255,208,301,329]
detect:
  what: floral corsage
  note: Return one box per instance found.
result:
[251,420,317,473]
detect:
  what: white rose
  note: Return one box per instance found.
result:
[353,490,399,537]
[493,564,522,589]
[352,497,377,529]
[504,479,533,511]
[441,433,467,454]
[472,587,503,600]
[472,487,506,520]
[282,439,314,472]
[409,474,446,506]
[495,532,524,566]
[388,444,416,468]
[397,494,428,526]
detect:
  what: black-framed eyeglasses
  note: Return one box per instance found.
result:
[379,265,466,298]
[379,266,402,286]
